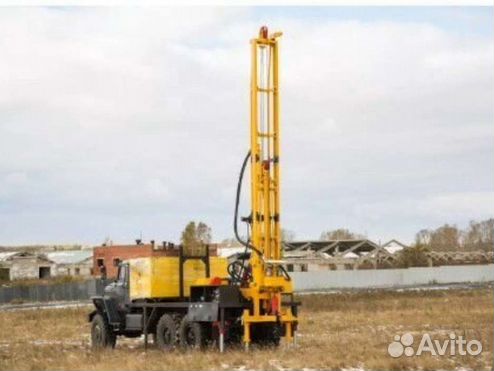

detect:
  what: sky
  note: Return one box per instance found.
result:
[0,6,493,246]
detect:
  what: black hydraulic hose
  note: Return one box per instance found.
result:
[231,150,292,284]
[234,150,262,257]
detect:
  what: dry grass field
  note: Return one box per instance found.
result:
[0,287,492,371]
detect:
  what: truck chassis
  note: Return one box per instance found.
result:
[89,246,299,351]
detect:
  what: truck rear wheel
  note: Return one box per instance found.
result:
[91,313,116,349]
[251,323,281,347]
[156,314,179,350]
[179,317,204,349]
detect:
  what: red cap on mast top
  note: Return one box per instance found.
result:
[259,26,268,39]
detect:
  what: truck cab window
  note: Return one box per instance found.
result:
[118,264,127,284]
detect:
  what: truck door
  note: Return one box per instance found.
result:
[116,263,130,306]
[105,263,130,310]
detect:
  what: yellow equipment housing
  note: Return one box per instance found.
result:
[129,256,228,300]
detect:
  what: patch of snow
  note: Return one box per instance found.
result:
[218,247,246,258]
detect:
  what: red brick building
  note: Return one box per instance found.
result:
[93,241,218,279]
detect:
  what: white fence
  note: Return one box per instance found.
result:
[291,264,494,291]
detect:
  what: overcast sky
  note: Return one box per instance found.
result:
[0,6,492,246]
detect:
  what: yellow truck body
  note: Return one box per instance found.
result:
[128,256,228,299]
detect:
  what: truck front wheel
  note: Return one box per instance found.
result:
[179,317,204,349]
[156,314,178,350]
[91,313,116,349]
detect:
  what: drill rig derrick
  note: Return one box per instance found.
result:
[235,26,298,349]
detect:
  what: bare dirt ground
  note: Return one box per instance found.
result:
[0,287,492,371]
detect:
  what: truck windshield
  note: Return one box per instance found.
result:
[118,265,126,283]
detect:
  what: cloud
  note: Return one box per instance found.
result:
[0,7,492,245]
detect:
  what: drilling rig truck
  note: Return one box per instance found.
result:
[89,26,299,351]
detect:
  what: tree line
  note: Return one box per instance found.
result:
[320,219,493,252]
[415,219,493,252]
[180,218,493,253]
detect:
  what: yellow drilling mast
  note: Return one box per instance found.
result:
[237,26,298,348]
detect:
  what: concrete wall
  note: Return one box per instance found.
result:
[291,264,494,291]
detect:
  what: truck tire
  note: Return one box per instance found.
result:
[156,314,178,350]
[251,323,281,347]
[179,317,204,349]
[91,313,116,349]
[267,323,282,346]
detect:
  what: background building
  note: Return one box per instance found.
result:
[45,250,93,276]
[0,252,55,280]
[92,241,219,279]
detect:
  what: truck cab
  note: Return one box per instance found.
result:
[103,263,130,308]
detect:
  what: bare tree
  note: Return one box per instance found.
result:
[320,228,365,240]
[430,224,461,251]
[463,219,494,251]
[415,229,432,246]
[180,221,212,255]
[196,222,212,244]
[281,229,296,242]
[414,218,493,252]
